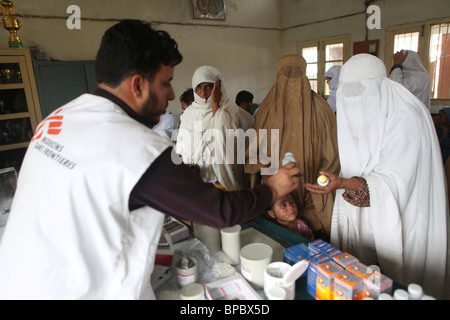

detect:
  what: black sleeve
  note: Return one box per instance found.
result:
[129,147,273,229]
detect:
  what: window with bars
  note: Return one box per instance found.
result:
[297,36,350,97]
[386,18,450,101]
[429,23,449,99]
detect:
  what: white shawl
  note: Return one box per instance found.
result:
[332,54,449,299]
[389,50,431,110]
[325,65,341,113]
[176,66,241,191]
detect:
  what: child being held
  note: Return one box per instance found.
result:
[266,193,315,241]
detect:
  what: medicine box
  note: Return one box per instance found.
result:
[362,271,393,300]
[322,246,343,259]
[307,252,331,298]
[333,270,364,300]
[316,260,343,300]
[283,242,308,266]
[347,262,373,278]
[308,239,331,257]
[333,252,358,269]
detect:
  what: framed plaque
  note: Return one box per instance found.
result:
[193,0,226,21]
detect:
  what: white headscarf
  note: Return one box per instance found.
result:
[176,66,241,190]
[333,53,449,299]
[325,65,342,112]
[389,50,431,110]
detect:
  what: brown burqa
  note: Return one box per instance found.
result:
[245,54,340,240]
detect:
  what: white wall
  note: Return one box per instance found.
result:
[1,0,448,115]
[4,0,282,116]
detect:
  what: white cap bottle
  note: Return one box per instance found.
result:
[317,174,329,186]
[378,293,393,300]
[421,295,436,300]
[408,283,423,300]
[393,288,409,300]
[282,152,296,166]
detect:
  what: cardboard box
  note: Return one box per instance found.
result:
[322,246,343,259]
[333,252,358,269]
[155,230,174,265]
[362,271,393,300]
[316,261,343,300]
[347,262,373,278]
[307,252,331,298]
[283,242,308,266]
[333,270,364,300]
[308,239,331,257]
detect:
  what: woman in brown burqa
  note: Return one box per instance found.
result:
[245,54,340,241]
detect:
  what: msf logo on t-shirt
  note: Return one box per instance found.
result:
[32,109,64,142]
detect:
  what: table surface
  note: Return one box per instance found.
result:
[155,216,404,300]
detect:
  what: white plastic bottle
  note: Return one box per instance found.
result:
[378,293,393,300]
[407,283,423,300]
[317,174,329,186]
[393,288,409,300]
[282,152,296,166]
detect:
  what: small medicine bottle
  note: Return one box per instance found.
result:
[393,288,409,300]
[408,283,423,300]
[317,174,329,187]
[282,152,296,166]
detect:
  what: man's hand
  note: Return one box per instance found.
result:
[266,162,301,201]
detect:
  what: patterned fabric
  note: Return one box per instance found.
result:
[342,177,370,207]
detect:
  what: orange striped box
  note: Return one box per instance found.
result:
[316,261,343,300]
[362,271,393,300]
[333,252,358,269]
[333,270,363,300]
[347,262,373,278]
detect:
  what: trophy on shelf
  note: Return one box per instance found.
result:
[0,0,22,48]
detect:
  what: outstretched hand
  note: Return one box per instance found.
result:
[266,162,301,201]
[304,171,340,195]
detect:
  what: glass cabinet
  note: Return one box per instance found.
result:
[0,48,42,172]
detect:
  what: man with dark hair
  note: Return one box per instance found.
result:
[179,88,194,111]
[235,90,254,113]
[0,20,300,300]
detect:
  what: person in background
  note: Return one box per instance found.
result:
[176,65,243,191]
[305,53,449,300]
[166,88,194,142]
[235,90,254,113]
[266,193,314,241]
[433,107,450,164]
[152,109,180,141]
[180,87,194,111]
[0,19,301,300]
[324,65,341,113]
[235,90,255,131]
[245,54,340,242]
[389,50,431,110]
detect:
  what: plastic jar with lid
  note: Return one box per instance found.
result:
[407,283,423,300]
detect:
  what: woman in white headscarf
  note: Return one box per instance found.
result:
[176,65,242,191]
[324,65,341,113]
[305,54,449,299]
[389,50,431,110]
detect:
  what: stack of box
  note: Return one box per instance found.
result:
[282,239,393,300]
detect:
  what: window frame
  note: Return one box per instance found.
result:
[297,35,350,97]
[385,17,450,104]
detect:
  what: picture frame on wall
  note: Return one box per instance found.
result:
[193,0,226,21]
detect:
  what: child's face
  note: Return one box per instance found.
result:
[270,194,298,223]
